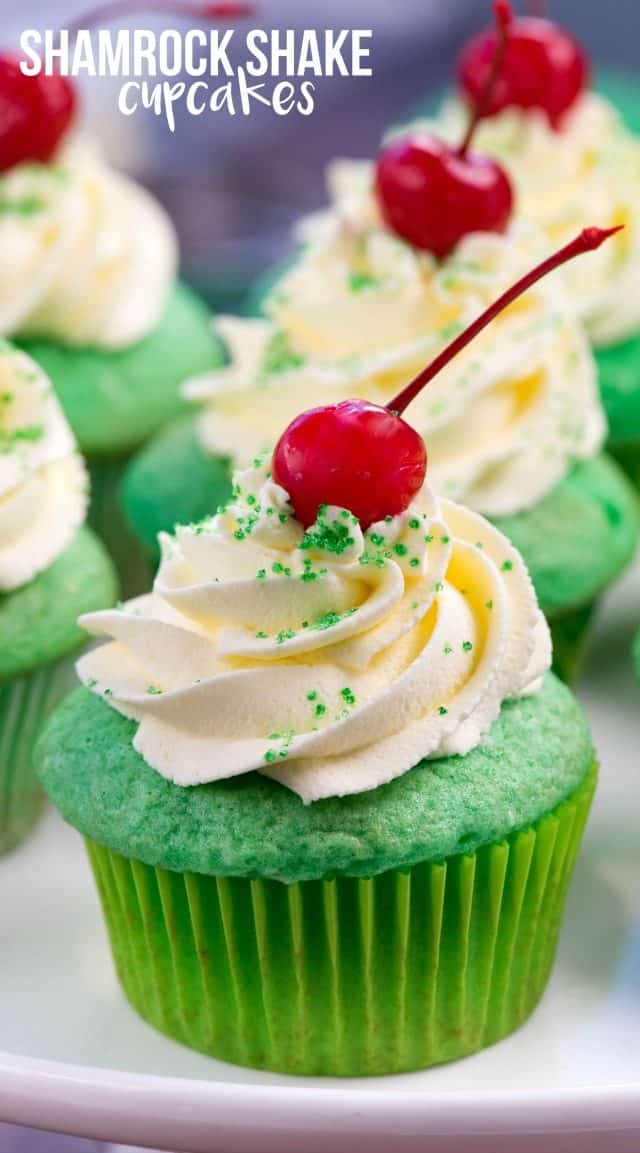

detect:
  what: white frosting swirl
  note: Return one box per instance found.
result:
[0,140,177,349]
[0,342,88,591]
[412,93,640,346]
[77,459,550,804]
[185,189,603,516]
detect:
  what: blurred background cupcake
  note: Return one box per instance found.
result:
[0,342,116,854]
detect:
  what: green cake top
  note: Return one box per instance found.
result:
[39,673,593,883]
[19,283,222,457]
[0,527,118,683]
[493,454,639,615]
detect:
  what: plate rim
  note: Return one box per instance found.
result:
[1,1050,640,1141]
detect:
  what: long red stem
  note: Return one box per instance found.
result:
[389,226,623,417]
[459,0,513,156]
[67,1,252,33]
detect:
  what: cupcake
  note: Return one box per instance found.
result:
[414,12,640,483]
[123,167,638,681]
[0,65,221,590]
[0,340,117,853]
[38,447,596,1075]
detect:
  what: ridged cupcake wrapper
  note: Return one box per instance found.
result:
[86,763,596,1076]
[89,457,150,599]
[549,600,598,685]
[0,661,74,855]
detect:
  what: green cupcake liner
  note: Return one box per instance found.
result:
[86,762,596,1076]
[89,458,153,599]
[0,661,74,855]
[548,600,599,685]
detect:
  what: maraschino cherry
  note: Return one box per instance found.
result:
[458,7,589,130]
[0,55,76,171]
[0,1,252,173]
[273,226,621,530]
[375,0,513,258]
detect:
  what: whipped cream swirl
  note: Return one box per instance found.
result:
[412,93,640,346]
[186,189,603,516]
[77,459,550,803]
[0,342,88,591]
[0,140,177,349]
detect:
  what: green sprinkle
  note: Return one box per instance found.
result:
[86,678,98,689]
[255,631,268,639]
[233,529,245,541]
[462,641,473,652]
[307,691,318,701]
[425,534,434,543]
[440,535,450,544]
[438,706,448,716]
[261,330,304,375]
[340,687,356,706]
[433,581,444,592]
[272,562,284,574]
[315,702,327,717]
[393,542,408,557]
[485,599,494,610]
[443,643,452,655]
[384,516,394,524]
[264,749,278,764]
[257,569,266,580]
[348,270,379,293]
[369,533,385,547]
[278,513,288,524]
[146,685,163,695]
[104,688,113,697]
[409,517,420,530]
[276,629,296,644]
[501,559,514,572]
[409,557,420,568]
[0,424,44,452]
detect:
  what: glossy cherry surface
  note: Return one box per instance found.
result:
[458,16,589,129]
[273,227,621,530]
[0,53,76,172]
[375,0,513,258]
[375,135,513,258]
[272,400,427,531]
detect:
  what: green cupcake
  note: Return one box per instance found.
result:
[0,343,117,853]
[123,221,639,682]
[0,143,221,593]
[409,70,640,483]
[39,458,595,1075]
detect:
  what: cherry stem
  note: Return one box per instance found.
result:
[66,0,252,34]
[459,0,513,156]
[389,226,623,417]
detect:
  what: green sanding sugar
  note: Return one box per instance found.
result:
[38,673,593,884]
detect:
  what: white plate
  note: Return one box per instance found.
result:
[1,562,639,1153]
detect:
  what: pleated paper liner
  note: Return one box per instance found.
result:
[86,762,596,1076]
[548,601,599,684]
[89,458,152,599]
[0,661,74,855]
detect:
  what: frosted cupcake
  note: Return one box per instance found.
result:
[39,449,595,1075]
[412,12,640,482]
[123,173,638,680]
[0,341,117,853]
[0,62,221,589]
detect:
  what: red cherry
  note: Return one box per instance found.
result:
[458,17,589,130]
[272,227,622,529]
[0,54,76,172]
[272,400,427,530]
[375,1,514,258]
[375,136,513,259]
